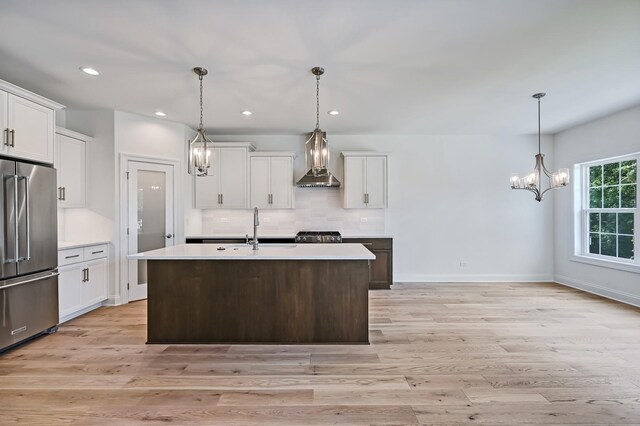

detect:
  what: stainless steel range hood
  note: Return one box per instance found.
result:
[296,169,341,187]
[296,129,341,188]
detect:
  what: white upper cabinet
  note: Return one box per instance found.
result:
[194,143,255,209]
[341,152,389,209]
[55,127,89,208]
[0,80,63,164]
[249,152,295,209]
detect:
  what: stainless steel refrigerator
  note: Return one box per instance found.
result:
[0,159,58,352]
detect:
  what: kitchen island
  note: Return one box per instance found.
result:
[129,243,375,344]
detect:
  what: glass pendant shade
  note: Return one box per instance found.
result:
[305,129,329,176]
[510,93,570,202]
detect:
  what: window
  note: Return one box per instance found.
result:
[577,154,638,270]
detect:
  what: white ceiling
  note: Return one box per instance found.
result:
[0,0,639,135]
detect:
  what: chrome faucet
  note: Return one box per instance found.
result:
[252,207,259,250]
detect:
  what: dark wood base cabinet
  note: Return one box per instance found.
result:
[146,259,370,344]
[343,238,393,290]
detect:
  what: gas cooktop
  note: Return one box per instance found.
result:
[295,231,342,243]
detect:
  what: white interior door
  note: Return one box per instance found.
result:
[127,161,174,301]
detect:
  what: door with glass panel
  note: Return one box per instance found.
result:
[127,161,175,301]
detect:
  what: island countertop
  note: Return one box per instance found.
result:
[129,243,376,260]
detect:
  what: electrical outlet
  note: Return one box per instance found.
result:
[220,218,229,223]
[360,217,368,223]
[459,261,468,268]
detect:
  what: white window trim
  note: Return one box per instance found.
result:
[572,152,639,274]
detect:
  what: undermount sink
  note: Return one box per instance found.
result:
[220,244,298,250]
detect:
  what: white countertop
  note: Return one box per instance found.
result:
[129,243,376,260]
[58,240,110,250]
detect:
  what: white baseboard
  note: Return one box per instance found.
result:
[59,301,105,324]
[394,273,554,283]
[105,295,122,306]
[554,274,640,308]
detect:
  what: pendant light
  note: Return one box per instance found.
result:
[510,93,569,201]
[188,67,214,177]
[306,67,329,176]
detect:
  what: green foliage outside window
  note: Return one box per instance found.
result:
[587,159,636,260]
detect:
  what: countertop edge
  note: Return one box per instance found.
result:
[58,240,111,250]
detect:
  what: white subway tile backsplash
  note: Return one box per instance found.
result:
[200,188,385,236]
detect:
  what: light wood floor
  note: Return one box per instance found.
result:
[1,282,640,425]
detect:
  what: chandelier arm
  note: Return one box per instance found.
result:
[539,157,554,178]
[540,186,559,198]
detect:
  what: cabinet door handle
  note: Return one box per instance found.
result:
[3,129,9,146]
[220,194,223,205]
[86,267,90,282]
[10,129,15,147]
[217,194,221,204]
[62,187,66,201]
[366,193,369,204]
[81,268,86,282]
[58,187,63,200]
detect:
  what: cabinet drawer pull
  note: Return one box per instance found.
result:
[91,250,104,255]
[65,254,80,259]
[362,243,373,246]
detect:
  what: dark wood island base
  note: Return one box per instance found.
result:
[147,259,370,344]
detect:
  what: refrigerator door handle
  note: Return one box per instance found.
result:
[19,176,31,261]
[0,271,59,291]
[12,174,19,263]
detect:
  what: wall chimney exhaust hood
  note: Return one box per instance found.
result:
[296,67,341,188]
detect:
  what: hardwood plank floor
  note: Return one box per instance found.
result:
[1,282,639,425]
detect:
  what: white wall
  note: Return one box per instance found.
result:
[60,110,193,304]
[553,106,640,306]
[203,133,555,282]
[112,111,193,303]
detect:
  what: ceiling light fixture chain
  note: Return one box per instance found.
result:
[311,67,325,130]
[510,92,569,202]
[199,71,204,130]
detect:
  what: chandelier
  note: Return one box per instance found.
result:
[510,93,569,201]
[187,67,213,177]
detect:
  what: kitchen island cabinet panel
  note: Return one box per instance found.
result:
[343,237,393,290]
[147,259,369,344]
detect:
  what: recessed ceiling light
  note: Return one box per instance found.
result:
[241,110,253,116]
[79,66,100,76]
[327,110,339,116]
[154,111,167,117]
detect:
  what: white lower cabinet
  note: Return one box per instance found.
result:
[58,244,109,323]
